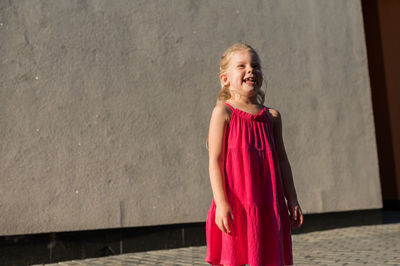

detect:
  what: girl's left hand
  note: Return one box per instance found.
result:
[288,200,303,229]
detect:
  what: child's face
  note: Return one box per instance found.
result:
[220,49,263,98]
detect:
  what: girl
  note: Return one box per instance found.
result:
[205,43,303,266]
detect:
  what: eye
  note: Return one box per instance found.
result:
[237,64,245,68]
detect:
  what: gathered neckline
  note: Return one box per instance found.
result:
[234,106,266,116]
[224,102,268,121]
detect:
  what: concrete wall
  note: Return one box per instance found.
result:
[0,0,381,236]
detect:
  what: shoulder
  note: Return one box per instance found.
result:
[211,102,232,122]
[266,107,281,118]
[265,106,282,128]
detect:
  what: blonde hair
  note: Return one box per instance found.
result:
[217,43,266,104]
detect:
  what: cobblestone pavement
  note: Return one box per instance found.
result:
[36,223,400,266]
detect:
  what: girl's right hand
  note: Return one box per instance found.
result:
[215,201,234,234]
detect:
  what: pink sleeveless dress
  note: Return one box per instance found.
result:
[205,102,293,266]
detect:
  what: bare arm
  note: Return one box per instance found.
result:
[271,109,298,204]
[207,103,230,206]
[271,109,304,229]
[207,103,235,234]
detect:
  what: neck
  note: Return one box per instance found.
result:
[230,94,258,106]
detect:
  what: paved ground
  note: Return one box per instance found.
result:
[34,221,400,266]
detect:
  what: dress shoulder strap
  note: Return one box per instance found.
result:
[223,102,235,111]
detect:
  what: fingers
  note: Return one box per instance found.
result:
[288,203,305,229]
[291,207,304,229]
[299,208,304,226]
[215,211,234,234]
[222,217,231,234]
[216,218,230,234]
[215,219,225,234]
[296,206,303,226]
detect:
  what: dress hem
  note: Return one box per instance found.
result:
[205,256,294,266]
[205,257,245,266]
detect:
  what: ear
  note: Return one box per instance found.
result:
[219,73,229,87]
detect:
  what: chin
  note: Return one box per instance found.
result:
[249,87,260,95]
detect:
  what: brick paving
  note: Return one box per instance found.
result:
[35,222,400,266]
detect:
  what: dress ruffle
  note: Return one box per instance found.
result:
[205,197,293,266]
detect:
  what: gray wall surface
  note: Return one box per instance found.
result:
[0,0,381,236]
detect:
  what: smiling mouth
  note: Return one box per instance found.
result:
[243,77,257,85]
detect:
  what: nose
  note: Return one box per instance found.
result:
[247,66,253,73]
